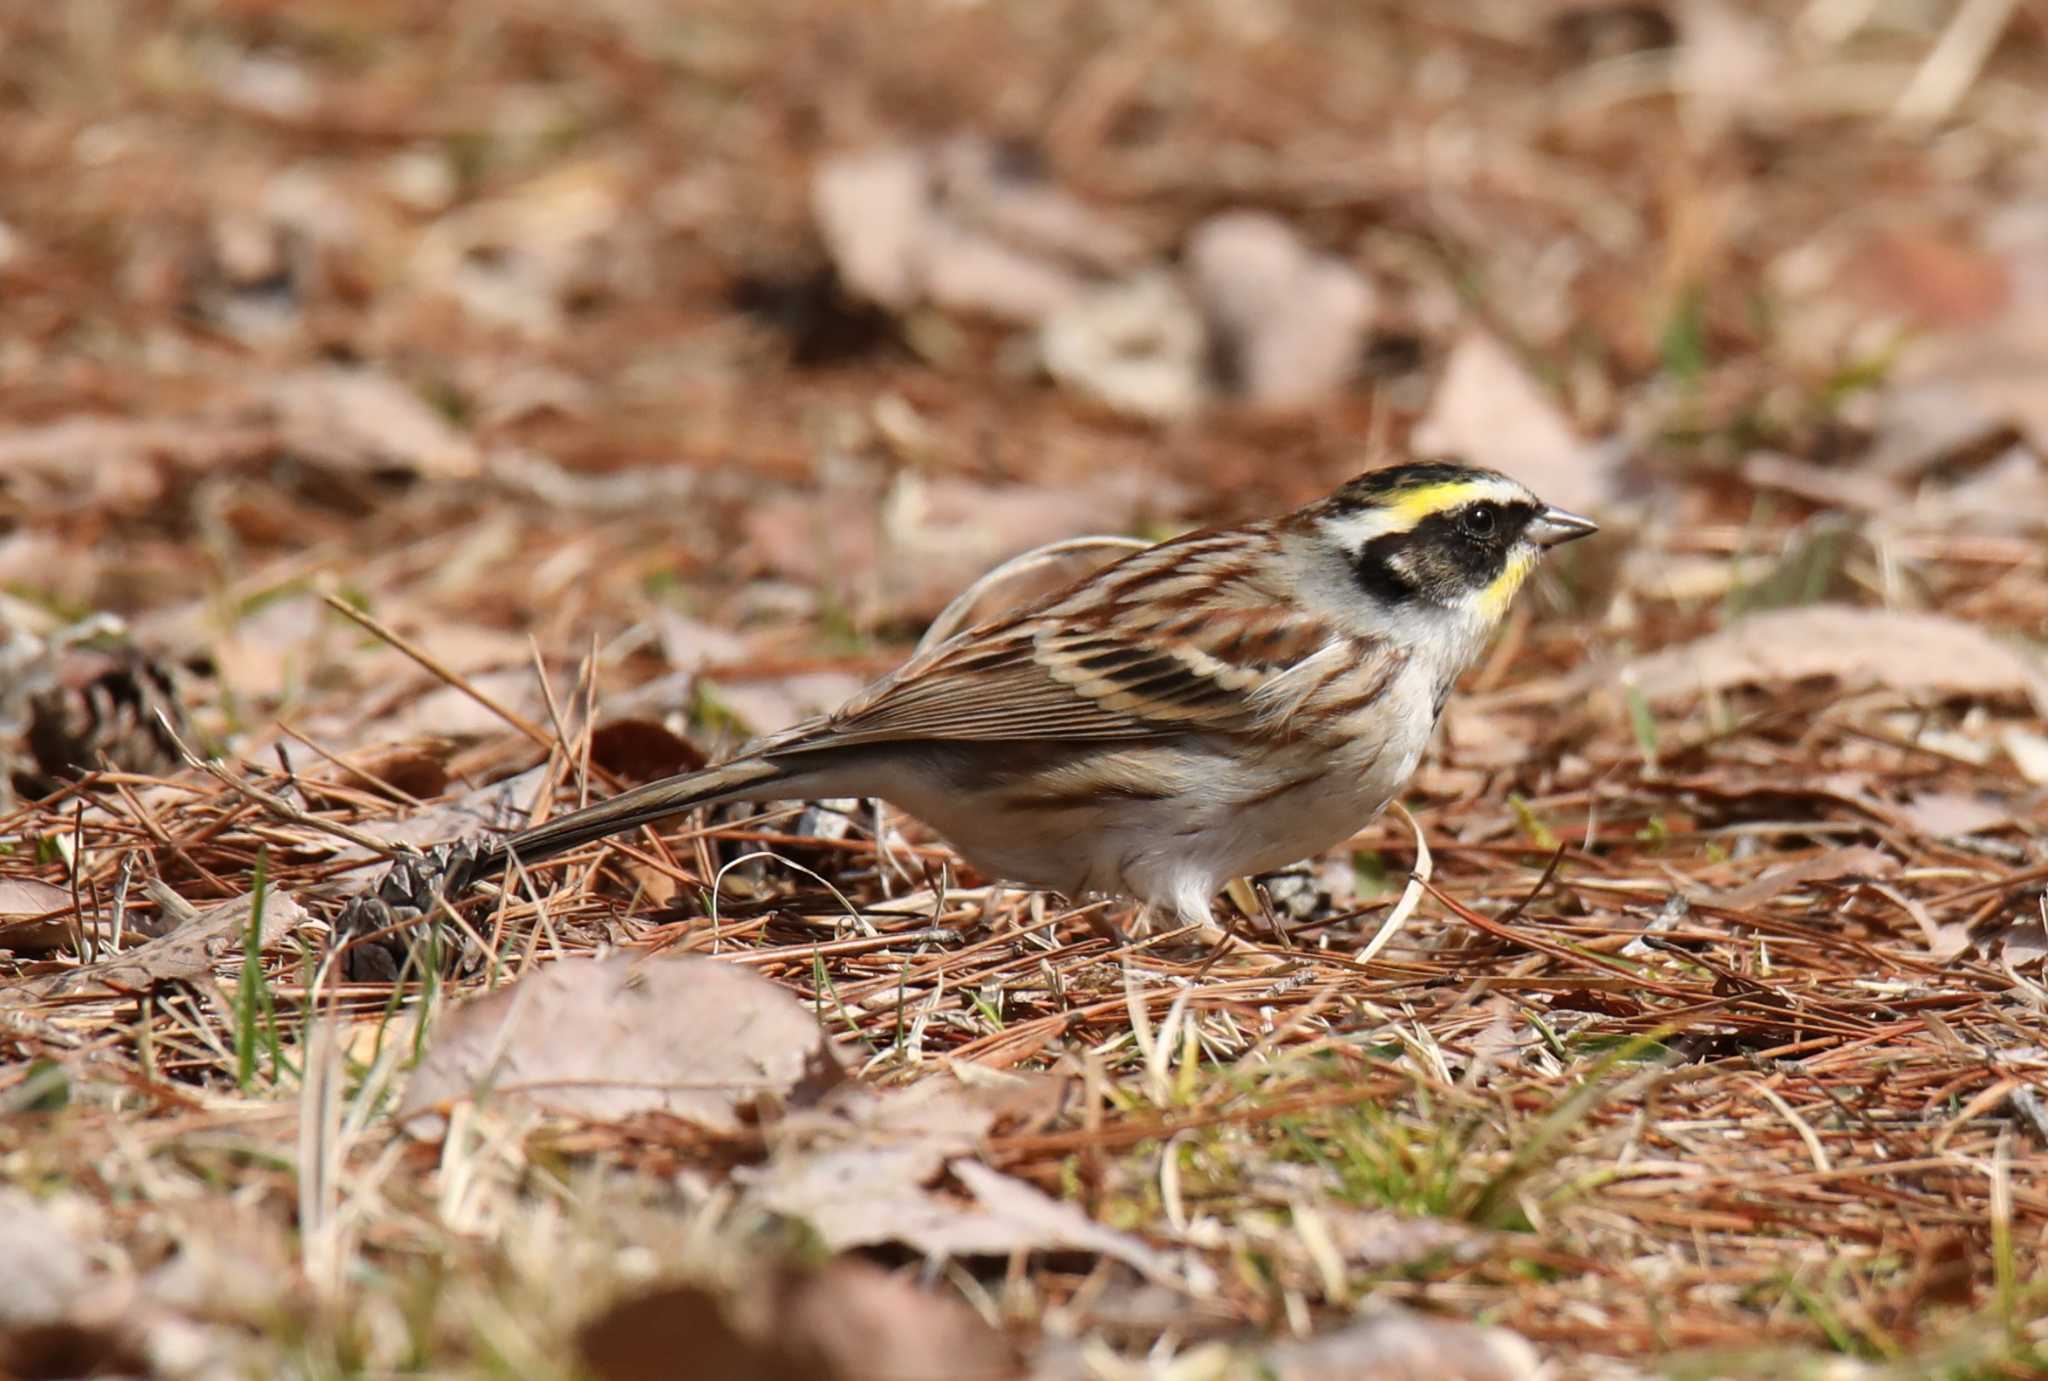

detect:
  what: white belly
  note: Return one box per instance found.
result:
[883,714,1428,927]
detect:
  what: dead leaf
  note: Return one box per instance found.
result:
[1897,791,2018,839]
[1741,452,1899,514]
[813,137,1138,324]
[264,367,479,480]
[1038,270,1207,421]
[1185,210,1375,407]
[1962,900,2048,967]
[701,671,865,740]
[876,471,1163,626]
[779,1261,1020,1381]
[412,158,636,337]
[943,1159,1181,1282]
[344,762,549,858]
[1713,846,1901,910]
[398,954,845,1136]
[742,1076,1172,1281]
[0,878,76,955]
[1255,1307,1542,1381]
[2003,727,2048,785]
[577,1282,811,1381]
[1867,205,2048,459]
[0,1189,90,1329]
[1624,606,2048,711]
[14,887,307,1001]
[299,738,455,808]
[587,718,707,784]
[1411,330,1621,515]
[579,1261,1019,1381]
[1674,0,1785,141]
[741,1079,1030,1245]
[1914,446,2048,536]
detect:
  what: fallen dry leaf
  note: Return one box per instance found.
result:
[813,137,1137,324]
[877,472,1164,626]
[2003,726,2048,785]
[1185,210,1375,407]
[579,1260,1019,1381]
[411,158,636,337]
[1624,606,2048,711]
[742,1075,1173,1281]
[587,718,707,784]
[1896,791,2019,839]
[700,671,866,740]
[1713,846,1900,911]
[299,738,456,809]
[0,877,75,955]
[0,1189,91,1329]
[576,1282,811,1381]
[1411,330,1621,515]
[398,954,845,1136]
[1038,269,1207,421]
[263,367,479,480]
[1255,1307,1542,1381]
[11,887,307,1001]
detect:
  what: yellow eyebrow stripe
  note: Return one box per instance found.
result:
[1388,481,1487,520]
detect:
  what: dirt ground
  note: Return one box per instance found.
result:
[3,3,2048,1378]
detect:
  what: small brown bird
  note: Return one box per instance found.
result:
[454,461,1595,932]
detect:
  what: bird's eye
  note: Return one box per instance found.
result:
[1461,504,1499,540]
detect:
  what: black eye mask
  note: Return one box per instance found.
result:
[1350,500,1541,606]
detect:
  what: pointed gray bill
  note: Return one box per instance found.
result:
[1527,505,1599,547]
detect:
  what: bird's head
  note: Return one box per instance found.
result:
[1293,459,1598,647]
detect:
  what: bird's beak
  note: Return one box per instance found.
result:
[1528,505,1599,547]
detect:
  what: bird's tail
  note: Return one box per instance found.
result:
[456,756,787,888]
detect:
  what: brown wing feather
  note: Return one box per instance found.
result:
[761,528,1384,755]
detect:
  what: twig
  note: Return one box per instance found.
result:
[157,710,407,860]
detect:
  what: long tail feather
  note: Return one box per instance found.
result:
[457,757,786,887]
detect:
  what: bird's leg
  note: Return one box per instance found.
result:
[1181,894,1289,965]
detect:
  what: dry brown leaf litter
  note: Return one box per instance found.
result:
[3,3,2048,1378]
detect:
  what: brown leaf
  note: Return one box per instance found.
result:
[1411,331,1621,515]
[1256,1307,1542,1381]
[1713,846,1900,910]
[398,955,845,1136]
[14,887,307,1000]
[874,471,1165,626]
[812,137,1137,324]
[1896,791,2019,839]
[1624,606,2048,711]
[264,367,478,480]
[587,718,707,784]
[579,1261,1019,1381]
[578,1285,808,1381]
[0,1189,91,1329]
[740,1075,1173,1281]
[0,877,76,955]
[299,738,455,808]
[1186,210,1376,407]
[1038,270,1207,421]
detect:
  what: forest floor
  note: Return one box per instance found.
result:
[3,3,2047,1378]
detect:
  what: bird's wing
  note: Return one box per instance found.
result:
[765,532,1383,752]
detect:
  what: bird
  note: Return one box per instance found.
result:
[450,460,1596,936]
